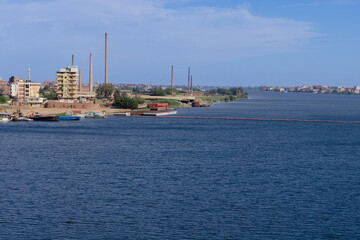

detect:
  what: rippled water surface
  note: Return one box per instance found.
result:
[1,91,360,239]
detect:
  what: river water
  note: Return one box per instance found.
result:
[1,90,360,239]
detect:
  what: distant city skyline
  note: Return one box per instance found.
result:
[0,0,360,86]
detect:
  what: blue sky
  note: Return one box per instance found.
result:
[0,0,359,86]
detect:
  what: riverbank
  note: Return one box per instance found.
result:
[0,104,127,116]
[0,93,247,116]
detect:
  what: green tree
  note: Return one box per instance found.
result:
[39,85,57,100]
[132,87,141,93]
[151,87,166,96]
[0,96,8,104]
[113,96,138,109]
[134,96,145,104]
[96,84,115,99]
[165,88,179,95]
[113,88,121,99]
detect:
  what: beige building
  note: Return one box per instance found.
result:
[25,82,41,99]
[8,76,40,100]
[56,66,79,100]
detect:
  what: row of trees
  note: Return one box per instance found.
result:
[207,87,246,97]
[150,87,180,96]
[97,84,185,98]
[205,87,248,102]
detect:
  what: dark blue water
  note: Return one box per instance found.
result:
[1,91,360,239]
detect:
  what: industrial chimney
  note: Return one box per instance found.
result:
[105,32,108,85]
[191,75,193,94]
[188,66,190,95]
[171,65,174,89]
[72,55,74,66]
[28,65,31,82]
[89,53,93,92]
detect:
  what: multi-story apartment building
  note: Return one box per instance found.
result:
[8,76,40,100]
[9,76,25,98]
[24,82,41,100]
[56,66,79,100]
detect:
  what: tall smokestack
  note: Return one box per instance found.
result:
[72,55,74,66]
[188,66,190,94]
[191,75,193,94]
[171,65,174,89]
[28,65,30,82]
[89,53,93,92]
[79,69,82,92]
[105,32,108,85]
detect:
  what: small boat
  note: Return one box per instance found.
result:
[142,110,177,116]
[93,115,107,119]
[0,111,12,122]
[59,116,81,121]
[68,111,86,118]
[85,111,107,118]
[29,115,59,122]
[114,112,131,117]
[12,116,32,122]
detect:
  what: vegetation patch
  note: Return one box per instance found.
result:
[153,99,182,108]
[0,96,8,104]
[39,85,57,100]
[113,96,138,109]
[96,84,115,99]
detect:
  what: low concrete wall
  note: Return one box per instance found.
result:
[45,102,101,110]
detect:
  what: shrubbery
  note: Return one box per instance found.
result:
[113,96,145,109]
[39,85,57,100]
[0,96,8,104]
[205,87,248,102]
[155,99,181,108]
[134,96,145,104]
[165,88,180,95]
[150,87,166,96]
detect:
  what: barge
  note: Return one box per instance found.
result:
[28,115,59,121]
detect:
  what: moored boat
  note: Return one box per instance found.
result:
[59,116,81,121]
[85,111,107,118]
[12,116,32,122]
[68,111,86,118]
[114,112,131,117]
[29,115,59,121]
[142,110,177,116]
[0,111,12,122]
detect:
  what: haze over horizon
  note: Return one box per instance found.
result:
[0,0,359,87]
